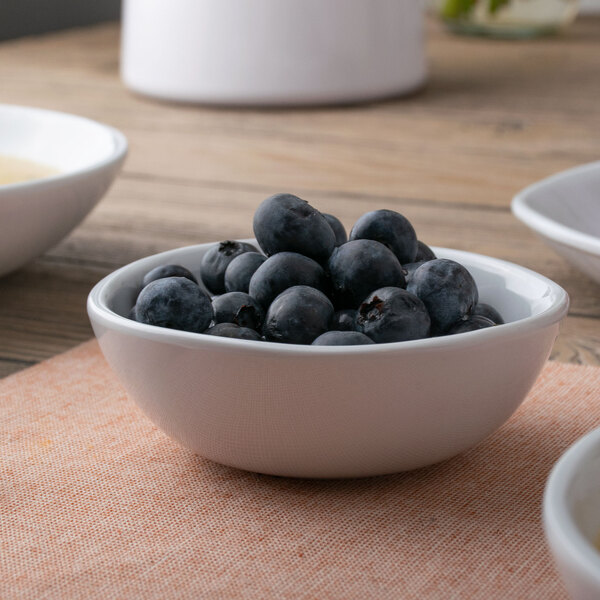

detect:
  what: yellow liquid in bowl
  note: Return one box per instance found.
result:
[0,155,60,185]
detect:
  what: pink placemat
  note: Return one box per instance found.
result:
[2,340,600,599]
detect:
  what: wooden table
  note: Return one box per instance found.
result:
[1,18,599,378]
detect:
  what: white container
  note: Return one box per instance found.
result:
[511,161,600,286]
[0,105,127,278]
[120,0,427,106]
[544,427,600,599]
[88,243,568,478]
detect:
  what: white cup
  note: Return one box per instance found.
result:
[120,0,427,106]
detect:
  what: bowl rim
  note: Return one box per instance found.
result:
[0,103,128,193]
[543,426,600,587]
[511,160,600,257]
[87,242,569,356]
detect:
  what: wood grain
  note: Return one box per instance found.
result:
[1,17,599,377]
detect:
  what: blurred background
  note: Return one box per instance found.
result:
[0,0,120,41]
[1,0,599,41]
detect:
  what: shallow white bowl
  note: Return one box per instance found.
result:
[512,161,600,286]
[0,104,127,277]
[544,427,600,599]
[88,243,568,478]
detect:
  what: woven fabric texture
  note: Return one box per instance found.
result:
[2,340,599,599]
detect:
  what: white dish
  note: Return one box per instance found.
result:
[511,161,600,285]
[88,242,568,478]
[544,426,600,600]
[0,104,127,277]
[121,0,426,106]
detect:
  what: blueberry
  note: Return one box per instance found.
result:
[446,315,495,335]
[212,291,264,331]
[349,209,418,264]
[204,323,263,340]
[312,331,374,346]
[224,252,267,293]
[248,252,328,308]
[264,285,334,345]
[200,240,257,295]
[407,259,478,334]
[356,287,430,343]
[327,239,405,308]
[402,261,426,286]
[331,309,358,332]
[128,305,137,321]
[414,241,436,262]
[135,277,213,333]
[253,193,336,263]
[473,303,504,325]
[323,213,348,246]
[142,264,198,288]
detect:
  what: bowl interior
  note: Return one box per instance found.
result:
[518,162,600,239]
[98,243,564,335]
[0,104,123,176]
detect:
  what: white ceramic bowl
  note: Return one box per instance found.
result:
[512,161,600,286]
[121,0,426,106]
[0,104,127,277]
[88,243,568,478]
[544,427,600,600]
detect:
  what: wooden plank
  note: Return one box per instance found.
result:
[0,23,598,209]
[0,359,35,379]
[0,261,106,365]
[551,315,600,365]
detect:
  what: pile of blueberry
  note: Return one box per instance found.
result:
[130,193,504,345]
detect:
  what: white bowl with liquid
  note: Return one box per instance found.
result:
[0,104,127,277]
